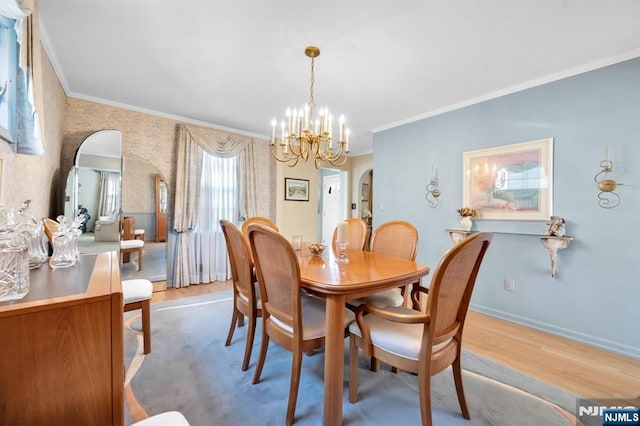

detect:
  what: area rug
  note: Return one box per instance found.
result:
[124,291,579,425]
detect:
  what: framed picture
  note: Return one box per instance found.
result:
[361,183,369,202]
[284,177,309,201]
[463,138,553,221]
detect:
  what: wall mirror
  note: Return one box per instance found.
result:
[121,154,168,282]
[65,129,122,255]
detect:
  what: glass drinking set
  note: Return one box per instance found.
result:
[0,201,84,302]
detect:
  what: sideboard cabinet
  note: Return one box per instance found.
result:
[0,252,124,425]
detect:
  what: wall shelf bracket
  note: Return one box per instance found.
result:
[540,236,573,278]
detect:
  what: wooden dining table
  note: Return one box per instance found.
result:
[296,245,430,425]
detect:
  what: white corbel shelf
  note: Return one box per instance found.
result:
[540,236,573,278]
[445,229,574,278]
[447,229,471,244]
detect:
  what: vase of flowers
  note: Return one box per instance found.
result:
[457,207,478,231]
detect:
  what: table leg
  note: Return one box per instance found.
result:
[324,294,346,425]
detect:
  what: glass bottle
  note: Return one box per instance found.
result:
[49,216,76,269]
[17,200,47,269]
[0,206,30,301]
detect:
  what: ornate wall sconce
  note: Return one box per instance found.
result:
[594,145,623,209]
[425,167,441,208]
[0,80,11,97]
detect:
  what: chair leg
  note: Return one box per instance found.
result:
[349,334,359,403]
[418,371,433,426]
[137,247,143,271]
[123,250,131,263]
[141,299,151,354]
[225,306,240,347]
[370,356,380,372]
[252,329,269,385]
[241,315,257,372]
[452,356,470,419]
[286,349,303,426]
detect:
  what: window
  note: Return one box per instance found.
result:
[199,153,238,228]
[0,14,17,143]
[189,152,238,282]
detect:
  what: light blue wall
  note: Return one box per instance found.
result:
[373,57,640,359]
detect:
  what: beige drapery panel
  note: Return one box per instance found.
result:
[172,123,259,287]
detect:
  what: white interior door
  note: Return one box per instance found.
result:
[321,174,341,245]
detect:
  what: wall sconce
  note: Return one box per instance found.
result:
[425,167,441,208]
[594,145,623,209]
[0,80,12,97]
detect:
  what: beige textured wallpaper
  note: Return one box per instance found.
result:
[0,45,66,220]
[62,98,276,225]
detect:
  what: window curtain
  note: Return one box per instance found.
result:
[97,171,120,217]
[188,154,238,283]
[173,123,259,288]
[0,0,43,155]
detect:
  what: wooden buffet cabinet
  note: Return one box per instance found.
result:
[0,252,124,425]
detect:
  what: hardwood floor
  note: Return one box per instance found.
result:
[152,281,640,403]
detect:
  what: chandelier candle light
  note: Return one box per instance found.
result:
[270,46,350,168]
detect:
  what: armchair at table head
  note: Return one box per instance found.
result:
[348,232,493,425]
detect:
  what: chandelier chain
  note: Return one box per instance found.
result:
[309,57,315,117]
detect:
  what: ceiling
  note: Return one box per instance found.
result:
[38,1,640,156]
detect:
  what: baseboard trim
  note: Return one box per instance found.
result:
[470,303,640,360]
[152,281,167,292]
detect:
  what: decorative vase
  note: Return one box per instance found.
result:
[459,216,473,231]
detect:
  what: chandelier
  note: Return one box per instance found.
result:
[270,46,350,168]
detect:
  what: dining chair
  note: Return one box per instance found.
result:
[121,216,144,270]
[241,216,279,237]
[348,220,419,310]
[220,219,262,372]
[123,278,153,354]
[131,410,190,425]
[331,218,369,251]
[247,223,354,426]
[42,217,58,244]
[348,232,493,426]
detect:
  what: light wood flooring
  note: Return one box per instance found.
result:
[151,281,640,403]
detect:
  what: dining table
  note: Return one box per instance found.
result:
[296,244,430,425]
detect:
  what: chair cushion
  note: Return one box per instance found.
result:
[121,239,144,249]
[123,279,153,304]
[131,411,190,426]
[237,282,262,309]
[271,295,355,340]
[134,229,145,235]
[349,307,450,361]
[347,288,404,309]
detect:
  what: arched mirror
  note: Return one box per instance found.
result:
[121,154,168,282]
[65,129,123,255]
